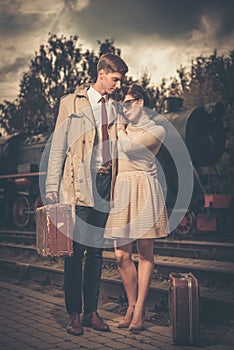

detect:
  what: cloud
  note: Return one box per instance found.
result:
[0,81,20,102]
[50,0,90,33]
[57,0,234,86]
[0,0,234,103]
[0,1,45,37]
[0,56,30,82]
[61,0,234,44]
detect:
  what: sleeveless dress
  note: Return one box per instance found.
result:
[105,116,169,240]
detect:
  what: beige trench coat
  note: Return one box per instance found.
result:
[46,84,118,207]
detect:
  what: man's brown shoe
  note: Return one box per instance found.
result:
[66,313,84,336]
[82,311,110,331]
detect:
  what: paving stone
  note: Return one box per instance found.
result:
[0,280,233,350]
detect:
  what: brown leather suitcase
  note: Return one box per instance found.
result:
[36,204,73,257]
[169,272,200,346]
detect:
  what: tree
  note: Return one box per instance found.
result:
[173,50,234,108]
[0,34,124,134]
[0,100,20,133]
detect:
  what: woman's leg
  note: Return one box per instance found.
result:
[114,239,137,327]
[130,238,154,330]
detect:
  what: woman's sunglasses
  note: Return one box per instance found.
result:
[122,98,139,110]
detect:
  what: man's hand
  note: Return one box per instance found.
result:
[45,191,59,204]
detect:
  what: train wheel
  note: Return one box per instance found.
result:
[33,196,44,222]
[13,195,31,228]
[174,210,196,236]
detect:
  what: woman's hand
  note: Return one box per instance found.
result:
[117,116,127,133]
[146,161,158,178]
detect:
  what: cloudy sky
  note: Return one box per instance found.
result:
[0,0,234,102]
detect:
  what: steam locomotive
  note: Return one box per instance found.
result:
[0,133,50,228]
[0,98,232,235]
[155,98,232,235]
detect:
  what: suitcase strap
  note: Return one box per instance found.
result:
[187,278,193,344]
[174,273,194,344]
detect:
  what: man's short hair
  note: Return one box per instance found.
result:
[97,53,128,75]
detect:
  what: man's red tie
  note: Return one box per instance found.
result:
[100,96,111,167]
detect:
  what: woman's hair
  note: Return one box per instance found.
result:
[124,84,150,107]
[97,53,128,75]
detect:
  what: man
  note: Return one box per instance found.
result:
[45,53,128,336]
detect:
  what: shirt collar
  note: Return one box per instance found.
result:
[88,86,107,104]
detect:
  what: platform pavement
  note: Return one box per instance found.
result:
[0,281,233,350]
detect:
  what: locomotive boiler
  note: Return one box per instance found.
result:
[0,98,231,235]
[154,97,231,235]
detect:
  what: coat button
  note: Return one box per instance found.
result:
[79,179,83,183]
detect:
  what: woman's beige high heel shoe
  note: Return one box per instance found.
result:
[129,309,145,333]
[117,305,135,328]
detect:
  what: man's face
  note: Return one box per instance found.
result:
[99,70,123,94]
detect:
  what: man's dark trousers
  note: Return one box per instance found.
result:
[64,172,111,314]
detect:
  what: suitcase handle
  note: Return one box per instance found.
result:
[170,272,193,280]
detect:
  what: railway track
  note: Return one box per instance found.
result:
[0,241,234,291]
[0,229,35,245]
[0,228,233,321]
[0,227,234,284]
[0,241,234,278]
[152,238,234,262]
[0,254,233,322]
[1,228,234,261]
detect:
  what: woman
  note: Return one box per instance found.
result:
[105,84,169,332]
